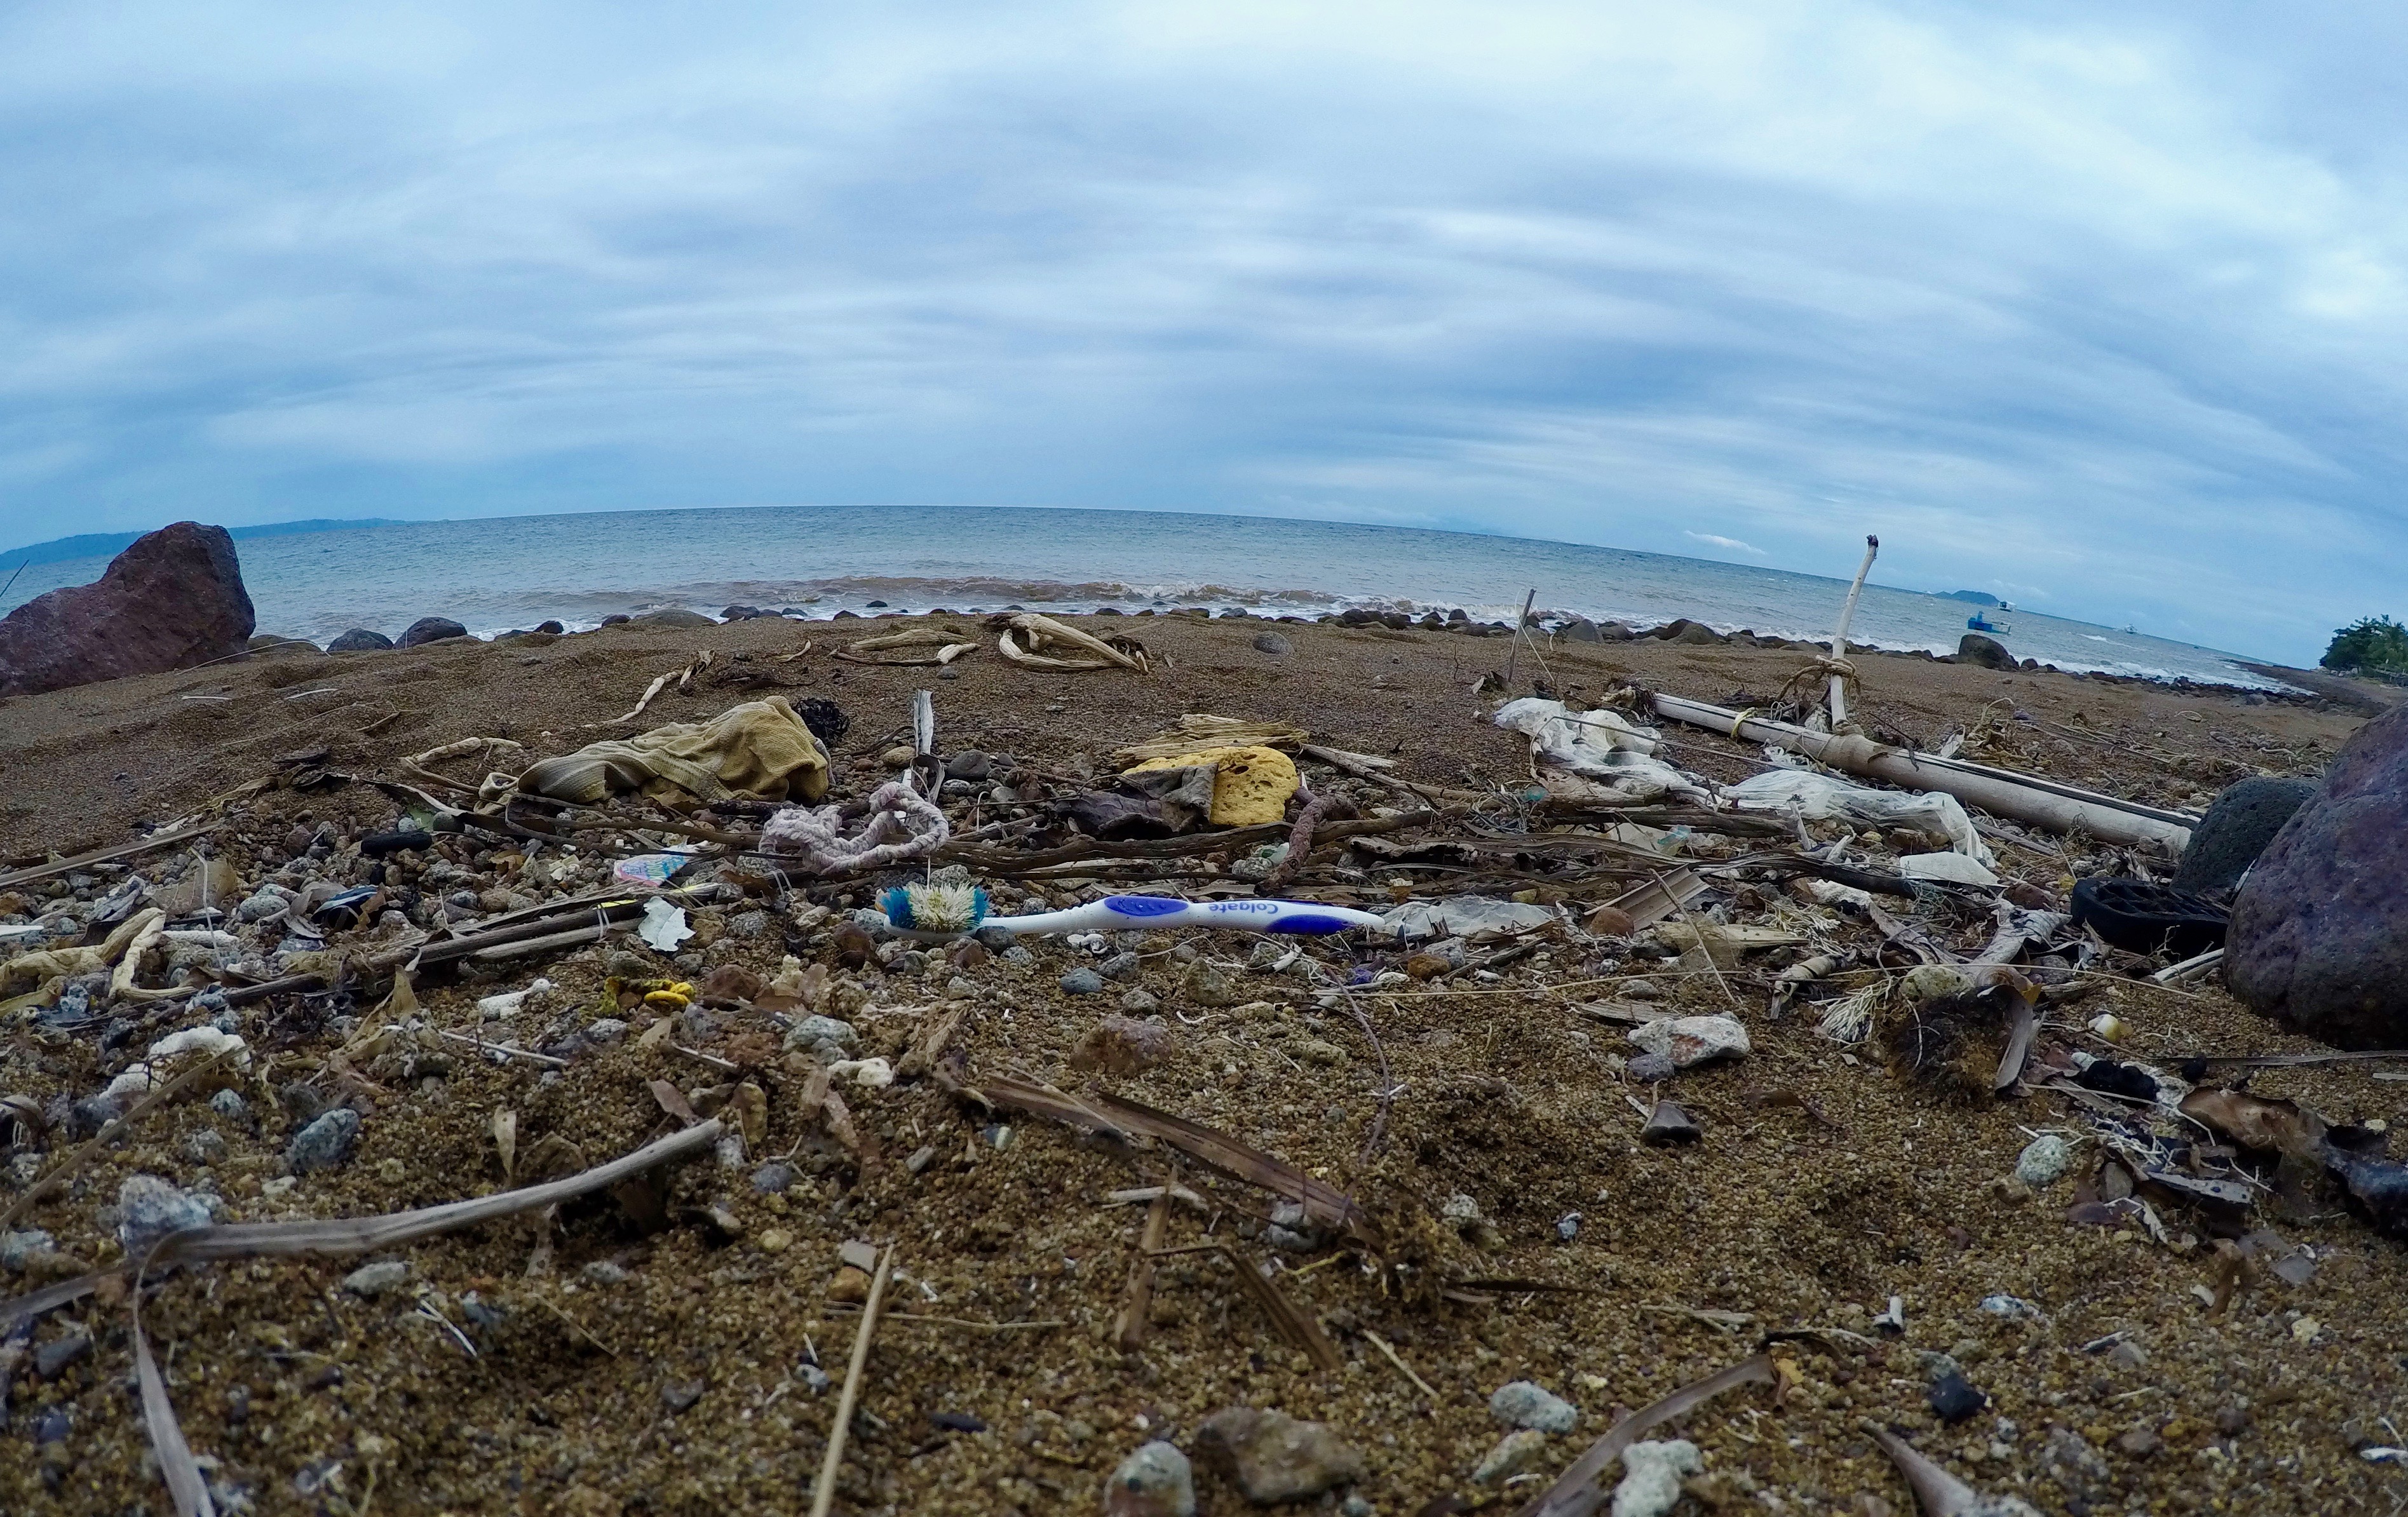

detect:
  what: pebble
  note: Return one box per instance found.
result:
[1625,1051,1677,1083]
[757,1228,793,1255]
[34,1332,91,1380]
[661,1380,705,1412]
[1182,962,1244,1007]
[1473,1428,1553,1485]
[586,1018,628,1048]
[182,1130,228,1165]
[1196,1407,1365,1504]
[342,1260,412,1297]
[1119,988,1161,1014]
[1928,1371,1989,1424]
[583,1261,630,1285]
[117,1174,212,1257]
[1555,1211,1581,1241]
[752,1162,799,1194]
[1489,1380,1579,1433]
[288,1108,362,1173]
[728,910,769,939]
[0,1228,55,1276]
[2014,1135,2070,1187]
[1252,631,1293,656]
[1640,1100,1702,1145]
[1072,1015,1177,1075]
[797,1362,832,1392]
[1098,950,1142,980]
[1612,1439,1701,1517]
[782,1015,858,1056]
[1627,1013,1750,1069]
[1104,1439,1196,1517]
[210,1088,248,1123]
[1060,968,1107,995]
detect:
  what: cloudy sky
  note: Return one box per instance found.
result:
[3,1,2403,664]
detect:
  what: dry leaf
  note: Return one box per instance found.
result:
[492,1109,518,1183]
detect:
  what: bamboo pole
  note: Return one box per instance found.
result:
[1829,536,1878,727]
[1650,693,2193,854]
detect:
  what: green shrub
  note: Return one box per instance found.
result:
[2322,615,2408,673]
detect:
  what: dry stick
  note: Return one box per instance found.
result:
[1503,587,1537,690]
[1112,1193,1170,1351]
[1339,985,1397,1163]
[1364,1329,1440,1401]
[811,1245,893,1517]
[1660,872,1742,1011]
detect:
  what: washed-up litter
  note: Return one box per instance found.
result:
[1492,698,1714,806]
[881,884,1386,939]
[1723,767,1993,865]
[1125,744,1299,826]
[1383,894,1561,941]
[520,696,831,806]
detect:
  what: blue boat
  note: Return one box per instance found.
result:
[1966,612,2005,633]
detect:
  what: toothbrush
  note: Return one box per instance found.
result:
[881,884,1387,941]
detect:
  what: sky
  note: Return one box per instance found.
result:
[2,2,2404,665]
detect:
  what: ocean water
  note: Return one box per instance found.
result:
[1,505,2289,689]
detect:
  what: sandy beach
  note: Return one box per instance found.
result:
[1,610,2400,1515]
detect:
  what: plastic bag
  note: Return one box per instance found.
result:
[1722,767,1995,867]
[1492,699,1714,806]
[1381,894,1561,942]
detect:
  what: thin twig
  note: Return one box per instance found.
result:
[811,1245,891,1517]
[1365,1329,1440,1401]
[1339,985,1397,1163]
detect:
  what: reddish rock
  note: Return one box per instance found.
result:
[0,523,254,698]
[2229,703,2408,1048]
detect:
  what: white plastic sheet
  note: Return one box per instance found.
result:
[1492,699,1714,806]
[1722,767,1995,868]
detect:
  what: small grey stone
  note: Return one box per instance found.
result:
[117,1174,212,1257]
[583,1260,630,1285]
[342,1260,412,1297]
[1473,1428,1553,1485]
[1626,1051,1677,1083]
[65,1095,122,1141]
[1119,988,1161,1014]
[1928,1371,1988,1424]
[1097,950,1141,981]
[1196,1406,1365,1504]
[209,1088,248,1122]
[585,1017,628,1048]
[182,1129,229,1165]
[288,1108,362,1173]
[1059,968,1106,995]
[1252,631,1293,657]
[34,1332,91,1379]
[237,891,289,923]
[781,1015,858,1055]
[2,1229,57,1271]
[1181,961,1243,1007]
[1640,1099,1701,1145]
[1489,1380,1578,1433]
[728,910,769,939]
[797,1362,832,1393]
[1003,945,1035,966]
[661,1379,705,1412]
[1555,1211,1581,1242]
[974,925,1017,950]
[2014,1134,2069,1187]
[1612,1439,1702,1517]
[752,1162,798,1194]
[1105,1439,1197,1517]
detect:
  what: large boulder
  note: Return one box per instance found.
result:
[327,628,394,653]
[2228,705,2408,1048]
[2173,776,2319,898]
[1958,633,2015,670]
[0,523,254,698]
[396,617,468,648]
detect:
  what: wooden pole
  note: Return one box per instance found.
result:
[1828,536,1878,727]
[1503,588,1538,691]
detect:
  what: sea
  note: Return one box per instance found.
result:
[0,505,2292,691]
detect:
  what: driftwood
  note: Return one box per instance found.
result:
[1651,694,2196,853]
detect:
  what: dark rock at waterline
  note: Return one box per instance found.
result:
[396,617,468,649]
[327,628,395,653]
[536,619,565,635]
[1652,619,1723,645]
[600,614,630,626]
[1564,617,1602,642]
[2174,776,2320,898]
[1253,631,1293,657]
[2229,704,2408,1048]
[631,609,715,630]
[1958,633,2016,670]
[0,523,255,698]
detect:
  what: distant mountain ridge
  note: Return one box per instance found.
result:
[2,518,402,569]
[1936,588,2003,607]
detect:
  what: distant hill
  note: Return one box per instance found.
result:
[1937,589,2002,607]
[2,518,402,569]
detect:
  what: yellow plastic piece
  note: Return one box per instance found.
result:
[1126,745,1299,826]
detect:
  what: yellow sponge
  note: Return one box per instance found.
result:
[1126,745,1299,826]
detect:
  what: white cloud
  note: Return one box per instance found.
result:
[0,1,2405,661]
[1685,532,1767,557]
